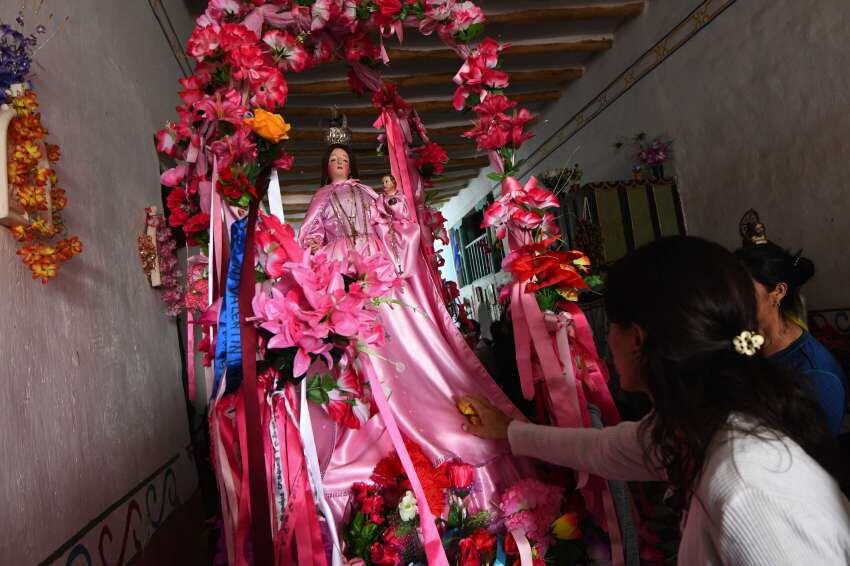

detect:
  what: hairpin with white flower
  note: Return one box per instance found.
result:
[733,330,765,357]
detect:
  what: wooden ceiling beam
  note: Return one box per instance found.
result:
[285,90,561,119]
[288,68,583,96]
[486,2,645,26]
[288,123,473,143]
[384,38,613,63]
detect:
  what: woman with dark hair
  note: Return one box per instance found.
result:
[462,236,850,564]
[736,243,846,435]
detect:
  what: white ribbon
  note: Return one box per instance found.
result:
[511,530,534,566]
[277,384,344,566]
[267,168,285,224]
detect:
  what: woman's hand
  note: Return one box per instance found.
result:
[458,395,512,440]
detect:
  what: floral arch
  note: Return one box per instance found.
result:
[155,2,603,566]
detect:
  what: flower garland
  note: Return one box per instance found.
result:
[157,1,536,246]
[2,16,81,283]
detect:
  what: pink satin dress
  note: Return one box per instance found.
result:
[298,180,534,527]
[375,191,421,278]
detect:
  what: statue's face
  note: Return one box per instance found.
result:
[328,148,351,182]
[382,175,396,193]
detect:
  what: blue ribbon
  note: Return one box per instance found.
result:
[212,216,248,399]
[495,534,507,566]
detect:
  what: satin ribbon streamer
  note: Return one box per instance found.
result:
[362,356,450,566]
[212,216,248,399]
[511,530,534,566]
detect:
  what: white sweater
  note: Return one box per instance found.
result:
[507,417,850,565]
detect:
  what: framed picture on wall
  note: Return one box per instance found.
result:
[559,179,685,265]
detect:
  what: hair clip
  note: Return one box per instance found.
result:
[733,331,765,357]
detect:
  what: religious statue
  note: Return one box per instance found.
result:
[298,133,532,526]
[375,173,420,277]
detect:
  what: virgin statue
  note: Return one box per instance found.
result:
[298,141,532,525]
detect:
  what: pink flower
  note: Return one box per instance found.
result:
[263,30,312,72]
[249,66,288,110]
[209,126,257,170]
[452,56,509,110]
[194,88,246,126]
[178,75,207,105]
[510,208,543,230]
[219,23,259,52]
[186,25,220,61]
[476,37,507,68]
[447,462,475,490]
[155,124,180,157]
[516,179,559,210]
[228,43,267,81]
[160,164,187,187]
[273,150,295,171]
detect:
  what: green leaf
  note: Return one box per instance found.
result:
[307,388,326,405]
[321,374,337,391]
[487,172,505,182]
[454,23,484,43]
[237,194,251,208]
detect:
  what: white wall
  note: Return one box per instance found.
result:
[442,0,850,310]
[0,1,198,562]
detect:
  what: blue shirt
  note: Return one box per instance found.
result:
[771,331,847,436]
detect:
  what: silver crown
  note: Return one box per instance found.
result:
[324,111,351,145]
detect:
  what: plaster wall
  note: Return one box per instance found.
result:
[0,1,198,562]
[442,0,850,310]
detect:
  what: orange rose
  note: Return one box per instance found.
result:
[244,108,290,143]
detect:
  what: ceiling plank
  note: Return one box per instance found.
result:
[486,2,645,26]
[285,90,560,119]
[288,68,583,96]
[384,38,613,63]
[288,123,473,143]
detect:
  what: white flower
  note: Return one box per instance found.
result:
[398,490,419,522]
[733,331,765,356]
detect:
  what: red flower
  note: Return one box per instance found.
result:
[459,537,481,566]
[372,439,450,517]
[374,0,402,27]
[369,542,401,566]
[228,44,267,81]
[447,462,474,490]
[273,150,295,171]
[250,66,288,110]
[178,75,207,105]
[413,142,449,177]
[186,25,220,61]
[183,212,210,236]
[345,31,380,64]
[328,398,362,430]
[372,83,410,115]
[219,23,258,52]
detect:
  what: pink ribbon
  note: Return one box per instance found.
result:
[376,111,420,225]
[187,309,196,401]
[361,357,450,566]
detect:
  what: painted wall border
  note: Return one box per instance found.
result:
[38,446,196,566]
[517,0,738,181]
